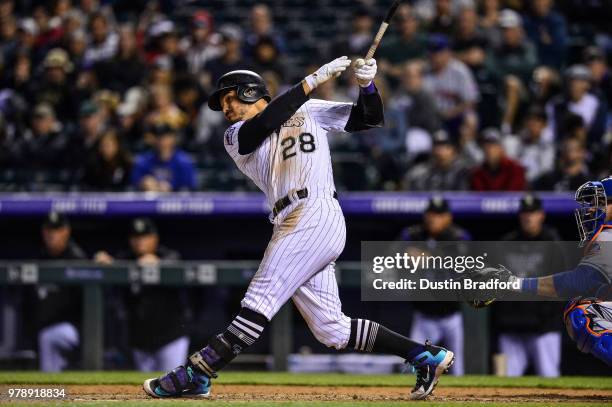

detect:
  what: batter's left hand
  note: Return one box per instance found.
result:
[354,58,377,87]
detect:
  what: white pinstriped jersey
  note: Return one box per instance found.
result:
[224,99,352,217]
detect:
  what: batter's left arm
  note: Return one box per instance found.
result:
[345,59,384,132]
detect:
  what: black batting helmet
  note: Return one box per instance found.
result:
[208,70,271,111]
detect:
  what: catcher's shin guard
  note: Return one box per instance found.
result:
[564,298,612,366]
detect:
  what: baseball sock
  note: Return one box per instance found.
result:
[346,318,426,362]
[189,308,268,377]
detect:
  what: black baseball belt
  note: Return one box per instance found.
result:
[272,188,338,218]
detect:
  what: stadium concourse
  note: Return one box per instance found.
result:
[0,0,611,389]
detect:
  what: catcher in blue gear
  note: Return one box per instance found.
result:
[470,176,612,367]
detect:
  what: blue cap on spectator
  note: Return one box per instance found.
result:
[428,34,450,53]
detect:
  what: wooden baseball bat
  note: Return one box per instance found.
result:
[364,0,401,60]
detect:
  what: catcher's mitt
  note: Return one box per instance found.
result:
[465,265,516,309]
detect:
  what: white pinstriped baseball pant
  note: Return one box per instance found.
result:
[241,197,351,349]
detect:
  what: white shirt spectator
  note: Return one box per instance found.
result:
[424,59,479,117]
[83,32,119,65]
[504,134,556,182]
[544,93,600,142]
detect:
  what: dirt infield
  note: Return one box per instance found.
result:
[3,384,608,404]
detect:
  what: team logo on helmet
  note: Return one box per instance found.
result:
[243,87,256,98]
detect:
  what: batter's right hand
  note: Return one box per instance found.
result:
[304,56,351,91]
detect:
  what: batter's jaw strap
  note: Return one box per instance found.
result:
[188,334,234,378]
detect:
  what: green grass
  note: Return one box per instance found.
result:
[0,371,610,390]
[2,403,607,407]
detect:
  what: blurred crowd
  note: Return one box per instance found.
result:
[0,0,610,192]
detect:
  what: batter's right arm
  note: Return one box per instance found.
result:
[344,60,384,132]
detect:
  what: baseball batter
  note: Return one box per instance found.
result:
[143,57,454,400]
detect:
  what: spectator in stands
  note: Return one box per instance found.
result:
[479,0,501,31]
[174,76,206,146]
[494,194,564,377]
[74,63,101,108]
[32,48,76,122]
[377,4,427,81]
[424,34,478,140]
[533,135,592,191]
[94,218,189,372]
[545,65,607,146]
[332,7,374,58]
[83,12,118,66]
[404,130,469,190]
[67,28,87,70]
[251,36,287,83]
[0,14,17,59]
[32,4,62,52]
[14,18,39,63]
[523,0,567,69]
[583,46,612,106]
[99,24,145,93]
[150,20,188,75]
[148,55,174,87]
[117,87,146,151]
[529,65,561,107]
[390,60,441,161]
[400,196,469,375]
[181,10,222,76]
[245,3,286,57]
[504,105,555,184]
[60,10,85,50]
[131,123,196,192]
[146,85,187,130]
[203,24,250,88]
[81,130,132,191]
[456,40,501,130]
[453,6,488,52]
[36,212,86,371]
[427,0,456,36]
[2,50,34,103]
[470,128,526,191]
[0,0,13,19]
[14,103,68,172]
[491,9,537,133]
[69,100,105,166]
